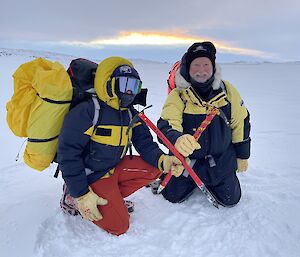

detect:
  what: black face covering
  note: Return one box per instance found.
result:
[191,75,214,93]
[190,75,215,101]
[119,92,136,108]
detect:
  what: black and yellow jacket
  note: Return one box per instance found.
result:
[157,65,251,185]
[58,57,164,197]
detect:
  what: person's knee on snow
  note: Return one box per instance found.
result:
[162,190,185,203]
[162,192,192,203]
[216,188,241,207]
[96,213,130,236]
[225,182,241,207]
[163,187,197,203]
[162,177,196,203]
[93,200,130,236]
[208,175,242,207]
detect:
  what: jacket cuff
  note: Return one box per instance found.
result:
[65,175,89,198]
[166,129,182,145]
[233,138,251,159]
[75,188,90,200]
[157,154,166,171]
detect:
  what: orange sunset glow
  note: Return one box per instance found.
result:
[81,31,271,58]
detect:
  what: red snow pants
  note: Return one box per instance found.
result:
[90,155,162,236]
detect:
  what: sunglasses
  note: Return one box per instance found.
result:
[114,76,142,95]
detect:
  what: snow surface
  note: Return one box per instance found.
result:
[0,48,300,257]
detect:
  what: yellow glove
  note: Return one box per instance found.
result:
[174,134,201,157]
[75,188,108,222]
[237,158,248,172]
[162,155,185,177]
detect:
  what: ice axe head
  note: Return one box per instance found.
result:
[126,105,153,135]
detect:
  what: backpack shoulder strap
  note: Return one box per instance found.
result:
[220,80,228,95]
[178,90,187,110]
[54,95,100,178]
[91,95,101,126]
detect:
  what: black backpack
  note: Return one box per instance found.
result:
[53,58,100,177]
[67,58,98,108]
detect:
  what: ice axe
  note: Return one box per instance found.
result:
[131,106,219,208]
[157,107,220,194]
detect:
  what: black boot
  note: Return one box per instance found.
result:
[124,200,134,213]
[147,179,162,195]
[60,184,81,216]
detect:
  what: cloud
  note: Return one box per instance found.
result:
[0,0,299,61]
[63,31,274,59]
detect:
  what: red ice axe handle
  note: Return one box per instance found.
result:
[138,111,219,208]
[159,108,220,191]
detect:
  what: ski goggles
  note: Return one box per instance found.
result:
[114,76,142,95]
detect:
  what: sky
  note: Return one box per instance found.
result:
[0,0,299,63]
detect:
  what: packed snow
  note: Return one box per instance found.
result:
[0,48,299,257]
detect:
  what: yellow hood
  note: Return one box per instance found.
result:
[94,56,134,110]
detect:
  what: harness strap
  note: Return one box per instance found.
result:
[28,135,58,143]
[36,93,72,104]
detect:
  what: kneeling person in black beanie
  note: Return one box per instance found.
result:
[157,41,251,206]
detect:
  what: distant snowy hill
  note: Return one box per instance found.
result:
[0,48,167,66]
[0,48,78,63]
[0,49,299,257]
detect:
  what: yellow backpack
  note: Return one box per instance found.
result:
[7,57,101,173]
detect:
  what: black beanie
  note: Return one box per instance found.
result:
[180,41,216,82]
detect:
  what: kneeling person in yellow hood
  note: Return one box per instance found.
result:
[58,56,184,236]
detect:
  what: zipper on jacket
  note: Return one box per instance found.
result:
[120,109,133,159]
[118,108,123,146]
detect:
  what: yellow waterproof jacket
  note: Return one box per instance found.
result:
[158,65,251,184]
[6,58,72,171]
